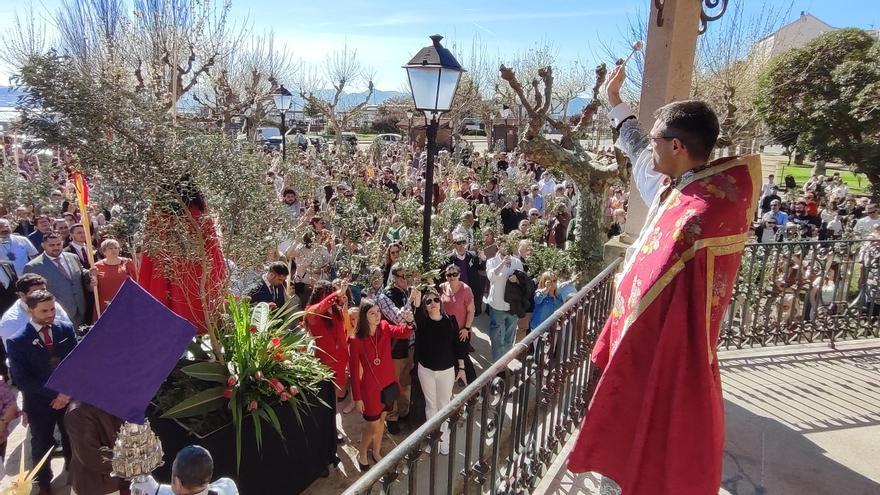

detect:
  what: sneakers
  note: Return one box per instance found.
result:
[386,420,401,434]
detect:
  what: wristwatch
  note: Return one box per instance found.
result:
[463,326,471,331]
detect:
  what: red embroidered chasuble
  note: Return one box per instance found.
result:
[568,155,762,494]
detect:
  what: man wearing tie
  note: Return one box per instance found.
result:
[24,232,96,329]
[64,224,93,269]
[247,261,289,308]
[7,290,77,494]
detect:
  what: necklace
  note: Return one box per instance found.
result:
[369,332,381,366]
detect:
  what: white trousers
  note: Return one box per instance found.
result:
[417,365,455,443]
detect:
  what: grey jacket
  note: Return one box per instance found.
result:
[23,252,89,322]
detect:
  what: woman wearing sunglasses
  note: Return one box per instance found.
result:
[439,264,477,383]
[414,287,468,455]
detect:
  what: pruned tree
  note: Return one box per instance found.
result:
[296,44,374,149]
[0,2,50,75]
[191,31,298,134]
[499,62,618,276]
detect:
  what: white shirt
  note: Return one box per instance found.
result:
[854,216,880,237]
[760,181,776,199]
[608,102,665,205]
[483,254,523,312]
[69,242,89,264]
[0,300,72,344]
[0,234,38,276]
[131,476,239,495]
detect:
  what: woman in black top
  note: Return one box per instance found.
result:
[414,287,468,455]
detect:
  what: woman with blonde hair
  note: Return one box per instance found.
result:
[94,238,138,315]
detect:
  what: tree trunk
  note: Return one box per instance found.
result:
[812,159,826,177]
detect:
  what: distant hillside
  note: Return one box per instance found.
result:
[0,85,407,110]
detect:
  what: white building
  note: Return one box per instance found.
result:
[754,12,837,60]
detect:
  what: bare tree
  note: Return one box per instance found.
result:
[296,44,374,149]
[191,31,298,133]
[0,2,50,74]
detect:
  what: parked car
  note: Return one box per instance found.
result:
[377,133,402,144]
[256,127,281,147]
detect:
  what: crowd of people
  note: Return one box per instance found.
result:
[1,125,879,492]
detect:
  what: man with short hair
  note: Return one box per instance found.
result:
[247,261,289,308]
[27,215,53,254]
[13,206,35,236]
[53,218,71,245]
[446,234,484,316]
[569,65,762,495]
[0,273,72,344]
[0,218,38,276]
[64,224,92,268]
[24,232,95,329]
[855,204,880,237]
[768,199,789,226]
[6,290,77,494]
[130,445,238,495]
[484,247,523,361]
[281,188,302,221]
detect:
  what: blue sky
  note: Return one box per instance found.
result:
[1,0,878,90]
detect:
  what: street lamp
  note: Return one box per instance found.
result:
[272,85,293,159]
[405,109,414,143]
[403,34,465,266]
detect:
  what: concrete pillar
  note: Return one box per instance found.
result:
[605,0,702,259]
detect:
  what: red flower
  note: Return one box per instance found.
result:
[279,391,291,402]
[273,352,284,362]
[249,325,258,334]
[271,337,282,347]
[269,378,284,393]
[247,400,258,412]
[226,376,237,387]
[223,388,232,399]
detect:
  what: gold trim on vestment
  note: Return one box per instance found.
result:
[705,249,716,365]
[619,233,748,342]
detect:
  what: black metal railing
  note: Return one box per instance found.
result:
[720,238,880,349]
[343,259,621,495]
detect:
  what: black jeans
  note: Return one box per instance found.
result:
[28,406,70,487]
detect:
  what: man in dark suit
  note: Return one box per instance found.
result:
[445,234,485,315]
[247,261,289,308]
[63,224,93,269]
[24,232,95,329]
[6,290,77,494]
[0,260,18,313]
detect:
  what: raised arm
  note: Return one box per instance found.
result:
[606,66,664,205]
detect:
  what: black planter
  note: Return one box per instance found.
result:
[150,380,337,494]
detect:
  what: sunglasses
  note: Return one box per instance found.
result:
[425,297,440,304]
[445,272,459,278]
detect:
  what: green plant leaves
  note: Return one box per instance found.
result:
[180,361,229,383]
[161,386,227,419]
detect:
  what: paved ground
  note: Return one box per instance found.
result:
[534,340,880,495]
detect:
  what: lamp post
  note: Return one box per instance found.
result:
[272,85,293,160]
[405,109,414,144]
[404,35,465,267]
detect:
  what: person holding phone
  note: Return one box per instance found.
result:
[414,287,468,455]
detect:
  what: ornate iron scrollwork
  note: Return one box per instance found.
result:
[699,0,729,34]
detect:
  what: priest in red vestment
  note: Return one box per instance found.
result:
[138,180,227,333]
[567,66,761,495]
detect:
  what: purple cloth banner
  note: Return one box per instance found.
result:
[47,278,196,423]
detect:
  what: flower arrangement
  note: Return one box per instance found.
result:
[158,297,332,469]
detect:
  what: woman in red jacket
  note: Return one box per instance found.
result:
[349,298,414,471]
[305,281,350,402]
